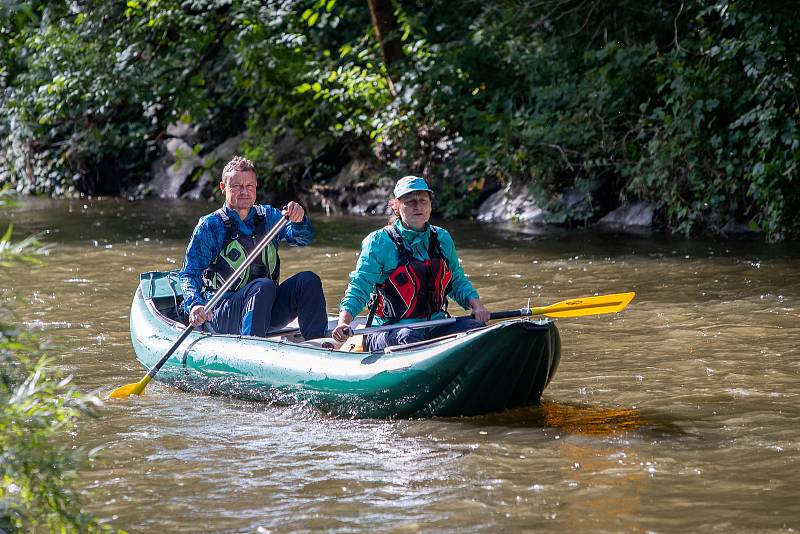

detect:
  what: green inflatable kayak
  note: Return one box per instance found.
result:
[129,271,561,418]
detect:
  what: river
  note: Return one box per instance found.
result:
[3,197,798,532]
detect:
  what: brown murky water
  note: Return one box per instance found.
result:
[3,197,799,532]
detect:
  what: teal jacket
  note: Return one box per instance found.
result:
[339,220,480,325]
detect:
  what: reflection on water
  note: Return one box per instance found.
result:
[476,402,654,436]
[2,197,799,532]
[539,402,647,436]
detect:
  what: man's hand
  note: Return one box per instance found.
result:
[283,201,305,223]
[189,304,212,326]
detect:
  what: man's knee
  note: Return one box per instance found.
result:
[250,278,276,288]
[295,271,322,290]
[365,327,422,351]
[245,278,277,299]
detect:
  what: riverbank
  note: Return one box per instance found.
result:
[3,3,797,241]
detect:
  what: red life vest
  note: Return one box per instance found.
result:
[368,224,453,325]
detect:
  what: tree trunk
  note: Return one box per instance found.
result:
[367,0,404,71]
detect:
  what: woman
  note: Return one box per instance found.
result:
[331,176,491,351]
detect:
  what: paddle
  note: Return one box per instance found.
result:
[340,292,635,351]
[108,215,290,399]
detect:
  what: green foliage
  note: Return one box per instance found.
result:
[619,2,798,239]
[1,0,798,239]
[0,349,109,532]
[2,1,265,195]
[0,228,115,532]
[0,224,48,266]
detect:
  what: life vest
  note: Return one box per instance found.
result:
[202,206,279,292]
[368,224,453,325]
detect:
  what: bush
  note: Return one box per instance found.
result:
[2,1,798,239]
[0,226,116,532]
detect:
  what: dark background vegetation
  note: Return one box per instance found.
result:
[1,0,798,240]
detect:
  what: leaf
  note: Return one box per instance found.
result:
[1,224,12,245]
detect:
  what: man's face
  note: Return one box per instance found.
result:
[220,170,257,213]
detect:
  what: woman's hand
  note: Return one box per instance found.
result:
[332,310,355,342]
[332,323,353,343]
[469,298,491,324]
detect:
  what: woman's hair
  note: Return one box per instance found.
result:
[387,198,400,225]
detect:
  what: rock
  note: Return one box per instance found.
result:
[180,169,214,200]
[597,201,654,227]
[149,126,246,199]
[309,158,392,215]
[722,219,761,235]
[181,133,247,200]
[166,122,198,139]
[149,138,201,199]
[476,184,547,223]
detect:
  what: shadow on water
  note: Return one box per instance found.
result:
[455,400,695,440]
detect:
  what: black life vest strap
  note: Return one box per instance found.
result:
[365,297,379,328]
[216,207,233,243]
[248,206,269,278]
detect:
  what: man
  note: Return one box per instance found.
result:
[179,156,327,340]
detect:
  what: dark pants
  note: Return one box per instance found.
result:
[364,317,485,352]
[207,272,327,339]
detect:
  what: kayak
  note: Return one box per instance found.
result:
[129,271,562,418]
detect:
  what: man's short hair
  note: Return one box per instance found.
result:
[221,156,256,182]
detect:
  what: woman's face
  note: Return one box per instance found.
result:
[396,191,432,231]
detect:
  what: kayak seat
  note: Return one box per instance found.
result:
[152,295,189,325]
[295,337,339,350]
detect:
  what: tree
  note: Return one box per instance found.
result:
[367,0,404,72]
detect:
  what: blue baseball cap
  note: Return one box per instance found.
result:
[393,176,434,199]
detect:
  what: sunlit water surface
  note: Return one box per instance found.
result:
[3,197,798,532]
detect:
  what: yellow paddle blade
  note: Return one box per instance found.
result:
[107,375,151,399]
[533,292,635,318]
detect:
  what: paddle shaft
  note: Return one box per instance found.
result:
[347,309,532,336]
[144,215,289,378]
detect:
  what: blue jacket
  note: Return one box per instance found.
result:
[179,204,313,313]
[339,220,479,325]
